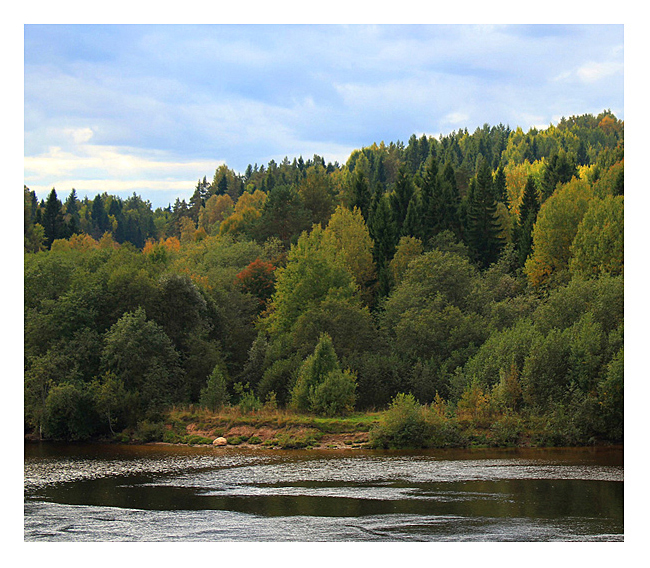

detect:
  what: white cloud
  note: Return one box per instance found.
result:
[577,60,623,83]
[25,145,217,178]
[441,111,470,127]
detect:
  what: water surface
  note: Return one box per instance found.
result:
[24,443,623,541]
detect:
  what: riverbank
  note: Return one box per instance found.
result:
[35,401,616,450]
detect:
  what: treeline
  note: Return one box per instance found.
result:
[24,111,623,444]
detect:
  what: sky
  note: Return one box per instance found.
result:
[24,23,624,209]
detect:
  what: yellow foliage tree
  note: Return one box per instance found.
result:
[322,206,376,304]
[389,236,423,287]
[524,178,594,288]
[199,194,234,233]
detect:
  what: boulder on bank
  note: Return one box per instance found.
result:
[213,437,227,446]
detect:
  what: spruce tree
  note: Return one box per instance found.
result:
[42,189,65,248]
[493,164,507,202]
[439,161,462,240]
[466,159,504,268]
[369,193,397,298]
[402,194,423,240]
[514,175,540,267]
[390,164,415,235]
[64,189,80,237]
[350,169,371,220]
[419,155,440,242]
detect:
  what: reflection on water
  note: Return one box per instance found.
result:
[24,444,623,542]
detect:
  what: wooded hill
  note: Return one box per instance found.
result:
[24,110,623,444]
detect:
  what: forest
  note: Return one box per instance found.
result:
[24,110,624,447]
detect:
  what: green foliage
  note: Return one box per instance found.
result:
[569,195,624,278]
[371,393,434,449]
[23,112,623,445]
[233,382,261,413]
[308,369,357,417]
[264,225,359,336]
[291,333,341,412]
[42,382,98,441]
[199,365,229,411]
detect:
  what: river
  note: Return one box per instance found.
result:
[24,443,623,542]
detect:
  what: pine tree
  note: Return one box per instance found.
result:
[465,159,504,268]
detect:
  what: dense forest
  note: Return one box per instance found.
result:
[24,110,624,446]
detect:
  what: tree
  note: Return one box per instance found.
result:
[525,178,593,288]
[569,195,623,278]
[264,225,359,336]
[291,333,356,415]
[64,189,80,236]
[541,150,578,200]
[42,382,98,441]
[92,373,129,435]
[199,365,229,411]
[298,165,335,226]
[42,189,65,248]
[513,175,540,267]
[323,205,376,303]
[494,164,507,202]
[349,168,372,220]
[368,193,397,298]
[390,164,415,233]
[389,236,423,287]
[102,308,184,410]
[91,194,111,238]
[255,184,311,246]
[465,159,504,268]
[236,258,277,310]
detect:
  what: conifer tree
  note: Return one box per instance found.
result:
[350,168,371,220]
[494,164,507,202]
[514,175,540,267]
[402,194,423,240]
[369,193,397,298]
[390,164,415,235]
[419,156,440,242]
[64,189,80,237]
[439,161,462,240]
[42,189,65,248]
[465,159,504,268]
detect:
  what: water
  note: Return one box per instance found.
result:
[24,443,623,542]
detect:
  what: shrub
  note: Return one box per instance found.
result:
[308,369,357,417]
[42,382,98,441]
[371,393,433,449]
[133,420,166,443]
[490,415,524,447]
[199,365,229,412]
[234,382,262,413]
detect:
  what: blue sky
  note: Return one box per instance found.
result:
[24,24,624,209]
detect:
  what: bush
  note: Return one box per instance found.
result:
[42,382,98,441]
[133,420,166,443]
[490,415,524,447]
[199,365,229,411]
[308,369,357,417]
[234,382,261,413]
[371,393,433,449]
